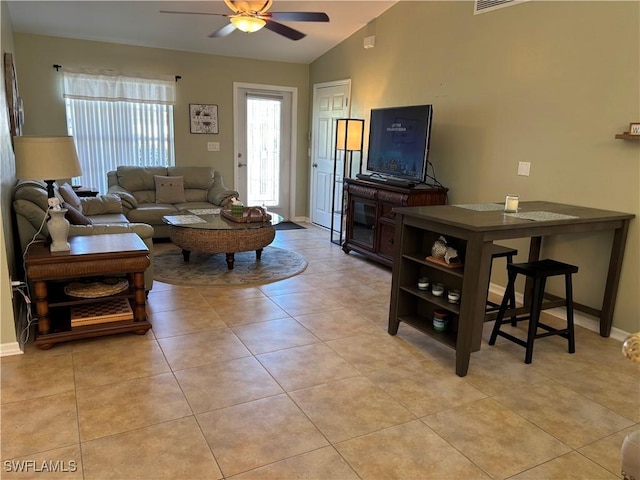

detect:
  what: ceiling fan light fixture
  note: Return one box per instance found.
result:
[230,15,266,33]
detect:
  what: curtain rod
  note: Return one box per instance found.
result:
[52,65,181,81]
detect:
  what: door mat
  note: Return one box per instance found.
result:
[274,221,306,231]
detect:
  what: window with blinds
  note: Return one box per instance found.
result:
[63,69,176,194]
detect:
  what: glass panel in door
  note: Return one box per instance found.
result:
[246,96,281,209]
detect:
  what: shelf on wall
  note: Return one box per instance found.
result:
[615,133,640,140]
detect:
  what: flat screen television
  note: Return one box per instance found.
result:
[365,104,433,184]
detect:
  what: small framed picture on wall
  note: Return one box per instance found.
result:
[628,123,640,136]
[190,104,218,134]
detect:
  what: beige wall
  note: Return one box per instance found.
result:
[1,0,19,349]
[311,1,639,333]
[12,33,311,215]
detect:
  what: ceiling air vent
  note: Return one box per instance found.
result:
[474,0,528,15]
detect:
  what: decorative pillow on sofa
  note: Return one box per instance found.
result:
[63,202,93,225]
[58,182,83,212]
[154,175,186,204]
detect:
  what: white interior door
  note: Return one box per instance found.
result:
[310,80,351,228]
[234,83,296,220]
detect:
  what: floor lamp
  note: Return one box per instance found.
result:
[14,136,82,252]
[330,118,364,246]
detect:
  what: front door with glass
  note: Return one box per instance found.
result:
[235,85,294,219]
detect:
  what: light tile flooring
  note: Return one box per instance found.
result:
[2,223,639,479]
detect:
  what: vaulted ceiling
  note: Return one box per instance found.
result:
[7,1,398,64]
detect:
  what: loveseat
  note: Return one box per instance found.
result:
[13,180,155,291]
[107,166,239,238]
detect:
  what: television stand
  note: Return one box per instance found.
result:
[343,178,448,267]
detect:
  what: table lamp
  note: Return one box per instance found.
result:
[14,136,82,252]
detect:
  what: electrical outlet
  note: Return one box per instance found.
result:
[517,161,531,176]
[207,142,220,152]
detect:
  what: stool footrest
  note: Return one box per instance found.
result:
[535,323,570,339]
[495,331,528,348]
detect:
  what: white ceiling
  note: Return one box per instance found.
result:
[6,1,398,64]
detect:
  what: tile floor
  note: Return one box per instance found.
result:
[2,223,638,479]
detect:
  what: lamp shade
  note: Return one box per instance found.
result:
[14,136,82,181]
[230,15,266,33]
[336,119,364,151]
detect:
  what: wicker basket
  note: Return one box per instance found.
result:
[64,278,129,298]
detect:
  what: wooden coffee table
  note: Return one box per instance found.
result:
[25,233,151,349]
[163,209,282,270]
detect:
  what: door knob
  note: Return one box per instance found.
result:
[238,162,247,167]
[312,163,318,168]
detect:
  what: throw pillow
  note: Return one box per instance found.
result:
[63,202,93,225]
[154,175,186,204]
[58,183,83,212]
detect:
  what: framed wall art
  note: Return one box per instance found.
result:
[4,52,23,142]
[628,122,640,136]
[189,103,218,134]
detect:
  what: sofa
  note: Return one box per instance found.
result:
[13,180,155,291]
[107,166,239,238]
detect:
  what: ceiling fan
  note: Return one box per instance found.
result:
[160,0,329,41]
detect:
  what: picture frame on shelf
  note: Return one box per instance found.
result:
[628,122,640,136]
[189,103,218,134]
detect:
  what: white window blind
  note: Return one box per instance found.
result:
[63,69,176,194]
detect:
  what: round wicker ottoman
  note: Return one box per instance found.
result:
[169,224,276,270]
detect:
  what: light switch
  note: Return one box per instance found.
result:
[207,142,220,152]
[517,161,531,176]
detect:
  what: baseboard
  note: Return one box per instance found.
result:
[0,342,23,357]
[488,283,630,342]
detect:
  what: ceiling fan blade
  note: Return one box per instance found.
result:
[159,10,227,17]
[263,19,305,41]
[268,12,329,22]
[208,22,238,38]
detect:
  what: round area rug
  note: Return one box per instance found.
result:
[153,246,307,287]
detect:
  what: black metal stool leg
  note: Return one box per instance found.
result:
[524,276,546,364]
[489,270,517,346]
[506,252,518,326]
[565,272,576,354]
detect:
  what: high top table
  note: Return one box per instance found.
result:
[388,201,634,376]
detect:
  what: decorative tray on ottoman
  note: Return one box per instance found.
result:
[221,206,272,223]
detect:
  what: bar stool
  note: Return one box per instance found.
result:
[489,258,578,364]
[486,244,518,324]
